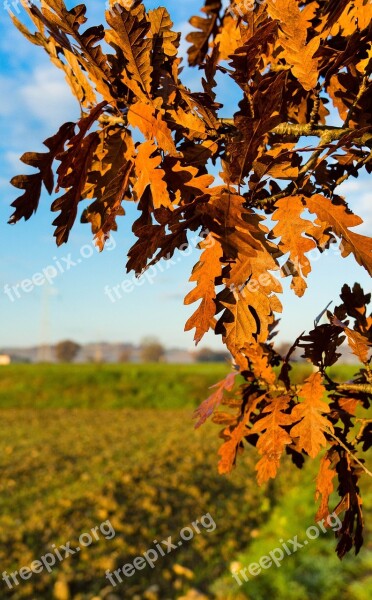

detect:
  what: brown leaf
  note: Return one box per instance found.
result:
[186,0,222,66]
[218,393,264,474]
[106,2,153,101]
[9,122,75,225]
[267,0,320,91]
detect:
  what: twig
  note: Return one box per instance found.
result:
[337,383,372,395]
[327,429,372,478]
[344,76,369,128]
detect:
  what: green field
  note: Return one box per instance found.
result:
[0,362,359,409]
[0,364,370,600]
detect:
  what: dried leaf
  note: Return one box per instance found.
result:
[185,235,223,343]
[194,371,237,429]
[251,395,295,485]
[290,372,333,458]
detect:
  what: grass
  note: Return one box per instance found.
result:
[0,363,229,409]
[0,363,369,600]
[0,362,359,409]
[0,408,268,599]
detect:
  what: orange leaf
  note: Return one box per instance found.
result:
[272,196,317,297]
[306,195,372,277]
[128,102,178,156]
[218,394,264,475]
[251,395,295,485]
[290,372,333,458]
[193,371,237,429]
[185,235,223,343]
[332,316,371,364]
[315,450,338,522]
[133,141,172,208]
[267,0,320,91]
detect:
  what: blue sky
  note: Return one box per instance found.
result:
[0,1,371,350]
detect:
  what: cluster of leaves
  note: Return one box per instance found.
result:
[201,282,372,559]
[7,0,372,557]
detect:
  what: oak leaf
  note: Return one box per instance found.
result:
[332,316,371,364]
[305,195,372,277]
[290,372,333,459]
[218,394,264,475]
[315,450,338,522]
[272,196,317,297]
[251,395,295,485]
[194,371,237,429]
[133,141,172,209]
[128,101,178,156]
[185,235,223,344]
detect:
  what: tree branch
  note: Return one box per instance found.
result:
[219,119,371,146]
[327,429,372,478]
[337,383,372,395]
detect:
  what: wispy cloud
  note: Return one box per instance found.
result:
[338,179,372,233]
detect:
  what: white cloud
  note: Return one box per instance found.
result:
[353,192,372,233]
[338,178,372,234]
[19,65,79,128]
[338,179,367,194]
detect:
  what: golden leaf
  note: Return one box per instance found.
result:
[290,372,333,459]
[251,395,295,485]
[185,235,223,343]
[133,141,172,208]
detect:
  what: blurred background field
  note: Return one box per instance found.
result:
[0,363,359,408]
[0,364,371,600]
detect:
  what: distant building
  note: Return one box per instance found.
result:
[0,354,11,366]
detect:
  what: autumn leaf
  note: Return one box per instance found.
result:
[251,395,295,485]
[81,127,135,247]
[332,316,371,364]
[52,132,100,245]
[214,15,242,61]
[306,195,372,277]
[148,7,179,68]
[315,450,338,522]
[218,394,264,475]
[186,0,222,66]
[267,0,320,91]
[185,235,223,343]
[128,101,178,156]
[194,371,237,429]
[290,372,333,458]
[244,342,277,386]
[106,2,153,101]
[272,195,317,297]
[9,122,75,225]
[133,141,172,209]
[226,72,286,183]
